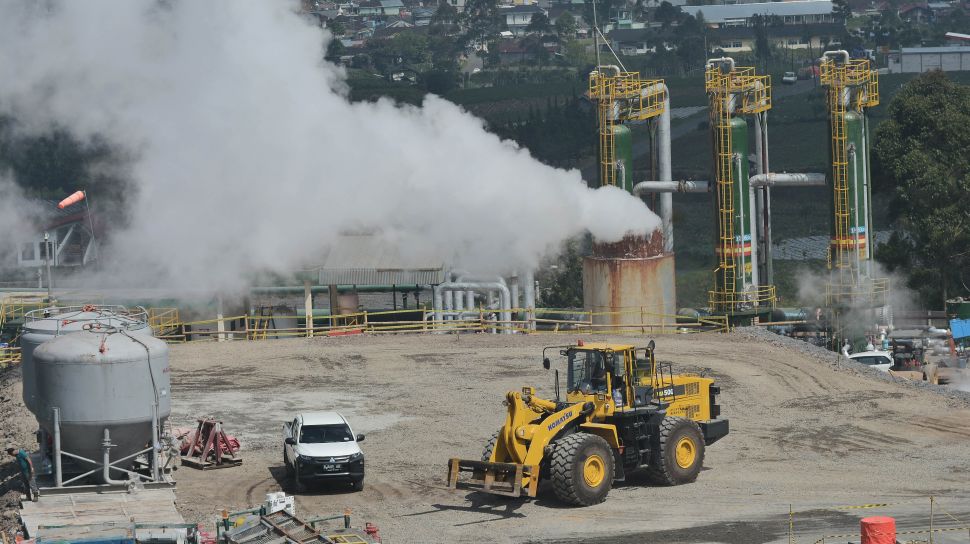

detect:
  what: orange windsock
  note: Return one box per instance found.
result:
[57,190,86,209]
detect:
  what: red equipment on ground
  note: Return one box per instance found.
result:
[180,418,242,470]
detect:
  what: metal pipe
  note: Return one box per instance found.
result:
[433,288,443,324]
[851,146,863,280]
[823,50,850,64]
[44,232,53,302]
[510,274,520,312]
[151,403,160,482]
[303,280,313,338]
[599,65,621,77]
[466,290,475,311]
[761,112,774,286]
[251,285,417,294]
[746,172,826,292]
[216,295,225,342]
[754,113,767,285]
[83,192,99,264]
[454,287,464,312]
[706,57,736,72]
[861,118,873,277]
[734,154,751,289]
[53,407,62,487]
[632,180,710,194]
[863,113,875,266]
[749,173,826,187]
[102,429,128,485]
[655,83,673,253]
[433,282,512,333]
[523,270,536,331]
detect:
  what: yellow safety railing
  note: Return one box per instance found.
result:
[0,304,730,346]
[825,277,890,307]
[0,296,47,331]
[0,346,21,368]
[143,306,729,343]
[708,285,776,314]
[148,307,182,339]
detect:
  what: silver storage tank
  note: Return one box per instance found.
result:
[31,329,171,482]
[20,306,153,413]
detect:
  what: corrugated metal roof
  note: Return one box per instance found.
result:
[309,234,446,285]
[682,0,833,23]
[900,45,970,53]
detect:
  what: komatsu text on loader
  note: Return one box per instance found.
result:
[447,341,729,506]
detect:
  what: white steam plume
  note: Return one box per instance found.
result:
[0,175,41,267]
[0,0,659,292]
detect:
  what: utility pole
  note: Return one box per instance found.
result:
[44,232,54,303]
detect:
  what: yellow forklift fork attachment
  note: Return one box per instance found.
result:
[447,458,539,498]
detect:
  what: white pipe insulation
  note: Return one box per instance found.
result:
[523,269,536,331]
[706,57,736,73]
[654,83,673,253]
[433,282,512,333]
[747,172,826,289]
[633,181,710,194]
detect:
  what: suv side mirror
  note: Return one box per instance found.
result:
[356,434,365,442]
[543,357,551,370]
[284,437,296,445]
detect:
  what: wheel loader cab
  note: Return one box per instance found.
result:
[565,349,611,395]
[561,344,656,412]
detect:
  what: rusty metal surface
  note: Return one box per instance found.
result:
[592,230,665,259]
[582,252,676,325]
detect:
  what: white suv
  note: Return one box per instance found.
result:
[283,412,365,491]
[849,350,893,372]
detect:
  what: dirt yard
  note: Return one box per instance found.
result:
[4,331,970,543]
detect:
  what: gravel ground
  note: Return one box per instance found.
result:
[1,366,36,539]
[3,331,970,543]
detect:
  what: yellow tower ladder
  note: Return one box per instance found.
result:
[588,69,667,190]
[706,67,738,311]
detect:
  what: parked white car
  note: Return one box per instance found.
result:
[849,350,893,372]
[782,71,797,84]
[283,412,365,491]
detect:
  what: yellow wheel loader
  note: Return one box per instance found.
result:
[447,340,729,506]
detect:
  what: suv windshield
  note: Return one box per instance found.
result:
[300,424,354,443]
[854,355,889,366]
[567,350,611,393]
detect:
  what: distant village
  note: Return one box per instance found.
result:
[301,0,970,76]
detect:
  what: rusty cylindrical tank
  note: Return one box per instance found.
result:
[583,230,676,326]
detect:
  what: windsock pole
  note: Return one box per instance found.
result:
[56,190,99,264]
[84,193,98,263]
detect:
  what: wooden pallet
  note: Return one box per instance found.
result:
[181,456,243,470]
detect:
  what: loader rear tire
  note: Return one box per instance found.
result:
[482,431,500,462]
[646,416,704,486]
[550,433,614,506]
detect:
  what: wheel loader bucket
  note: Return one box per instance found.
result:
[447,458,539,498]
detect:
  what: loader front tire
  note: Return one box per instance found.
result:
[646,416,705,486]
[550,433,614,506]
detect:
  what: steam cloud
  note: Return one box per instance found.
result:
[0,0,659,292]
[0,176,40,259]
